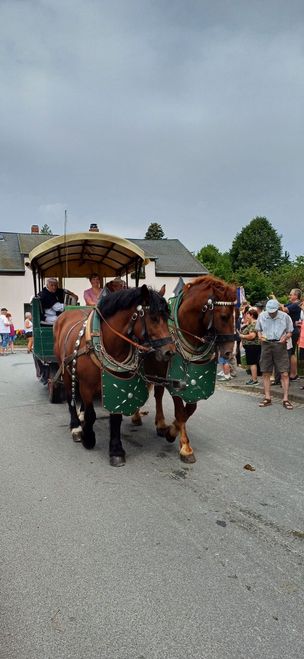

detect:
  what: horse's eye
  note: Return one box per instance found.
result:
[150,314,159,323]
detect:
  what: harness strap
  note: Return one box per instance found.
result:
[95,307,151,352]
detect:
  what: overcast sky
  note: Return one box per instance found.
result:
[0,0,303,257]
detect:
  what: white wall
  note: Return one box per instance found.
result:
[0,259,196,329]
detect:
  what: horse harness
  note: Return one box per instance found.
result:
[168,292,237,363]
[61,304,174,411]
[158,293,237,404]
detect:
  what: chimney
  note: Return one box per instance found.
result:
[89,223,99,232]
[31,225,39,233]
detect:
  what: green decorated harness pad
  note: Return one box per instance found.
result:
[91,308,149,415]
[165,353,217,403]
[102,369,149,415]
[166,294,217,403]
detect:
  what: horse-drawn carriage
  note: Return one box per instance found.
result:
[28,231,151,403]
[28,231,237,465]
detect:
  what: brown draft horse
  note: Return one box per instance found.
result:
[53,285,175,466]
[132,275,237,464]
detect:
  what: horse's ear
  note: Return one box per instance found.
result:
[159,284,166,297]
[140,284,150,305]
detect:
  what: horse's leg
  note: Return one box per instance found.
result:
[109,414,125,467]
[173,398,196,463]
[78,400,85,424]
[131,409,143,426]
[131,384,153,426]
[159,396,196,462]
[63,373,83,442]
[81,399,96,450]
[154,386,172,438]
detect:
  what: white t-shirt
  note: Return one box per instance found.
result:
[0,314,10,334]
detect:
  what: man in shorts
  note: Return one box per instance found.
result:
[255,299,294,409]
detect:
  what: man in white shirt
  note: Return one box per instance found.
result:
[255,299,294,409]
[0,307,10,355]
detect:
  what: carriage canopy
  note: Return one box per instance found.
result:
[28,232,149,281]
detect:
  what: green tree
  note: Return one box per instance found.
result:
[234,266,272,303]
[144,222,165,239]
[196,244,233,280]
[230,217,283,273]
[269,259,304,299]
[196,244,220,271]
[40,224,53,235]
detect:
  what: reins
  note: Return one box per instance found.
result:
[95,306,151,353]
[66,297,174,407]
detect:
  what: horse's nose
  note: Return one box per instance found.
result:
[156,345,175,362]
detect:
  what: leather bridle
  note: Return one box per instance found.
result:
[171,294,238,360]
[96,304,173,352]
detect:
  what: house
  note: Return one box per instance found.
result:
[0,227,208,328]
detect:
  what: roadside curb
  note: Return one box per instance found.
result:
[217,382,304,405]
[216,368,304,405]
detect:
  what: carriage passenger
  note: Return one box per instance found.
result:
[99,277,127,299]
[84,273,102,306]
[38,277,78,324]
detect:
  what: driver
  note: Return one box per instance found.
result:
[38,277,76,323]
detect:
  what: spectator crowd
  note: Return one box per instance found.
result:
[217,288,304,411]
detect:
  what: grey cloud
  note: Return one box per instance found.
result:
[0,0,303,256]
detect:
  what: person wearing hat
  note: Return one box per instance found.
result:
[255,299,294,409]
[99,277,127,299]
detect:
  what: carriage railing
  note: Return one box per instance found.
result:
[32,297,56,363]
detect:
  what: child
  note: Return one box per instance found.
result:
[6,313,16,353]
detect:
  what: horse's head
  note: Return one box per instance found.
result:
[132,285,175,361]
[180,276,237,358]
[98,284,175,362]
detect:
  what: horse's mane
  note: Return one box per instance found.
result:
[184,275,236,303]
[98,286,169,319]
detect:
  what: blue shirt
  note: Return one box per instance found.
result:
[286,302,301,325]
[255,310,293,340]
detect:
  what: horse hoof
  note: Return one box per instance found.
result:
[72,433,83,443]
[180,453,196,464]
[82,435,96,450]
[110,455,126,467]
[165,429,177,443]
[71,427,83,442]
[132,417,143,426]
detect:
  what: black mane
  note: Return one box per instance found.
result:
[97,287,169,320]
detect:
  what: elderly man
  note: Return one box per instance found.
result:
[38,278,79,323]
[255,299,294,409]
[38,277,66,323]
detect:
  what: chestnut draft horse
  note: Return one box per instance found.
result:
[132,275,237,463]
[53,285,175,466]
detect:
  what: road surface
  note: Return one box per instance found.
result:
[1,353,304,658]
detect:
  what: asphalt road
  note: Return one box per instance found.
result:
[1,353,304,659]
